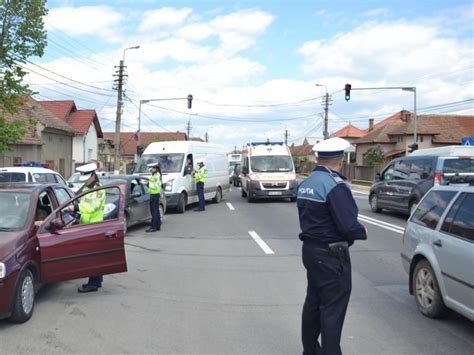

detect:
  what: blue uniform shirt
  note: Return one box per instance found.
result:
[297,166,367,244]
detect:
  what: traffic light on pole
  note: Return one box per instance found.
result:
[187,94,193,109]
[344,84,351,101]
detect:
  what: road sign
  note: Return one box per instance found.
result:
[461,137,474,146]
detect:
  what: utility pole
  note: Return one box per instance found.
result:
[322,92,333,139]
[284,128,289,145]
[185,119,192,140]
[204,131,209,142]
[113,60,125,174]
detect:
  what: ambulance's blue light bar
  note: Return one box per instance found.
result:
[247,141,284,146]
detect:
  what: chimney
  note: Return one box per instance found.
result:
[368,118,374,132]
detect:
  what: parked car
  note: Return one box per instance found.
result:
[369,152,474,215]
[0,183,127,323]
[0,167,69,186]
[401,180,474,321]
[99,175,166,234]
[67,171,110,193]
[231,163,241,187]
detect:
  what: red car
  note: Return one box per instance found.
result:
[0,183,127,323]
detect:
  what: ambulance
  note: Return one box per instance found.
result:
[240,141,298,202]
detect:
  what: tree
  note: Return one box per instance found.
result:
[364,146,386,166]
[0,0,47,152]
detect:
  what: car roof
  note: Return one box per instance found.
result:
[0,182,60,191]
[0,166,61,174]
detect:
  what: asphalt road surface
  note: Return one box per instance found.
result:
[1,185,473,354]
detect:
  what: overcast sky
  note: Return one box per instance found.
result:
[26,0,474,150]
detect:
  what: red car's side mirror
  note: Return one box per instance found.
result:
[49,218,64,233]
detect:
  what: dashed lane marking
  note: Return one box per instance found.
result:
[358,214,405,234]
[248,231,275,255]
[226,202,235,211]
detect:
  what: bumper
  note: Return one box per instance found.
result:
[165,192,181,208]
[247,180,297,199]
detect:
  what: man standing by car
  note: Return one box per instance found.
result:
[193,159,207,212]
[146,162,161,232]
[297,137,367,355]
[73,163,107,293]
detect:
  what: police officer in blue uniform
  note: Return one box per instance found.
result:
[297,137,367,355]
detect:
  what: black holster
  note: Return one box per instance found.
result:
[328,241,351,264]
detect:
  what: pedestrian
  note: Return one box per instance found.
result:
[74,162,107,293]
[193,159,207,211]
[297,137,367,355]
[146,162,161,232]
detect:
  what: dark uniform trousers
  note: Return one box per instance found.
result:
[196,182,205,211]
[150,194,161,230]
[302,240,352,355]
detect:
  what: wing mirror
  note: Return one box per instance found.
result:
[49,218,64,233]
[68,182,74,188]
[374,173,381,182]
[242,166,249,175]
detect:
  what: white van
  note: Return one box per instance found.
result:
[240,142,297,202]
[0,167,68,185]
[134,141,230,213]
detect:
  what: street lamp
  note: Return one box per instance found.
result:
[315,83,330,139]
[114,45,140,174]
[402,87,417,145]
[137,95,193,156]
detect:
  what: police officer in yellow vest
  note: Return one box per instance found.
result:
[193,159,207,212]
[75,163,107,293]
[146,162,161,232]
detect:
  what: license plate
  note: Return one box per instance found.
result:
[268,191,282,196]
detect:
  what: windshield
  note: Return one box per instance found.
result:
[0,192,31,231]
[250,156,294,172]
[443,159,474,174]
[136,154,185,174]
[0,172,27,183]
[68,173,82,183]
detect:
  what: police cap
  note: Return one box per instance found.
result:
[76,162,98,181]
[312,137,350,158]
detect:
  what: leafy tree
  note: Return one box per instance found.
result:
[364,146,386,166]
[0,0,47,152]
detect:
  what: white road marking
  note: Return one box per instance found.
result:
[358,214,405,234]
[353,195,368,200]
[248,231,275,255]
[352,189,369,195]
[226,202,235,211]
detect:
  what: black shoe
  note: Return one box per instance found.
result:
[194,208,204,212]
[82,283,101,288]
[78,284,99,293]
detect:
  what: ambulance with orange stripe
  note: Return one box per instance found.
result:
[240,141,298,202]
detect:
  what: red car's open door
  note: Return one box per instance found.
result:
[37,185,127,284]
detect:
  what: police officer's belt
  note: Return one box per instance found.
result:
[300,236,350,264]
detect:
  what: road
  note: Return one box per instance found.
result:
[0,186,473,354]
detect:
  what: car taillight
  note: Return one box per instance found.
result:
[433,172,442,185]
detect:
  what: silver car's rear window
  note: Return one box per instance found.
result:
[412,190,457,230]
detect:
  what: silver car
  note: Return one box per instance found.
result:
[401,182,474,321]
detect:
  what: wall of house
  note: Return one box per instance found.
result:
[0,145,42,167]
[41,130,73,178]
[72,123,98,164]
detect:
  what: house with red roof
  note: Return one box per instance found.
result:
[1,97,75,177]
[353,110,474,165]
[40,100,103,167]
[329,123,365,143]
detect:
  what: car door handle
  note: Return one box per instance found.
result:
[105,232,118,238]
[433,240,442,247]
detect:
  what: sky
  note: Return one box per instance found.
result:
[25,0,474,150]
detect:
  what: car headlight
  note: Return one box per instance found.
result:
[164,179,174,192]
[103,203,117,215]
[0,262,5,279]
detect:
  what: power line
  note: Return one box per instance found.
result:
[195,95,325,108]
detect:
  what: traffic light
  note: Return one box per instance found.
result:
[344,84,351,101]
[408,143,418,153]
[187,94,193,109]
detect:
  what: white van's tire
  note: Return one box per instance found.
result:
[213,187,222,203]
[176,193,186,213]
